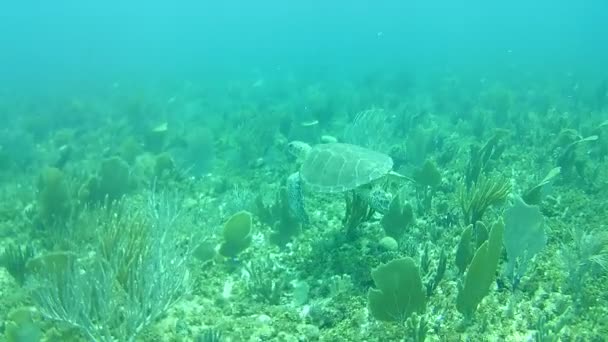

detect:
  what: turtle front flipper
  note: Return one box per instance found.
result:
[287,172,310,224]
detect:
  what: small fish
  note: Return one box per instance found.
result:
[252,79,264,88]
[54,145,72,169]
[152,122,168,132]
[300,120,319,127]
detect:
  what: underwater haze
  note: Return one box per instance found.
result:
[2,1,607,88]
[1,1,608,341]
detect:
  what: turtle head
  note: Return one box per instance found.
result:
[287,141,312,159]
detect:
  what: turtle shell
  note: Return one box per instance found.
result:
[300,143,393,193]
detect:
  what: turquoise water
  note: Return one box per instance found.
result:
[2,2,606,87]
[0,1,607,341]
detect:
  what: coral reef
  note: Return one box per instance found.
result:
[0,70,607,341]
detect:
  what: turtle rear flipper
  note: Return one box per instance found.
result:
[287,172,310,224]
[369,187,393,214]
[357,186,392,214]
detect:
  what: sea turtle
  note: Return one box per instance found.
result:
[286,141,405,223]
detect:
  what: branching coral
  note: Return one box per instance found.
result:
[0,243,35,285]
[562,226,608,307]
[464,129,508,188]
[28,191,192,342]
[459,175,511,226]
